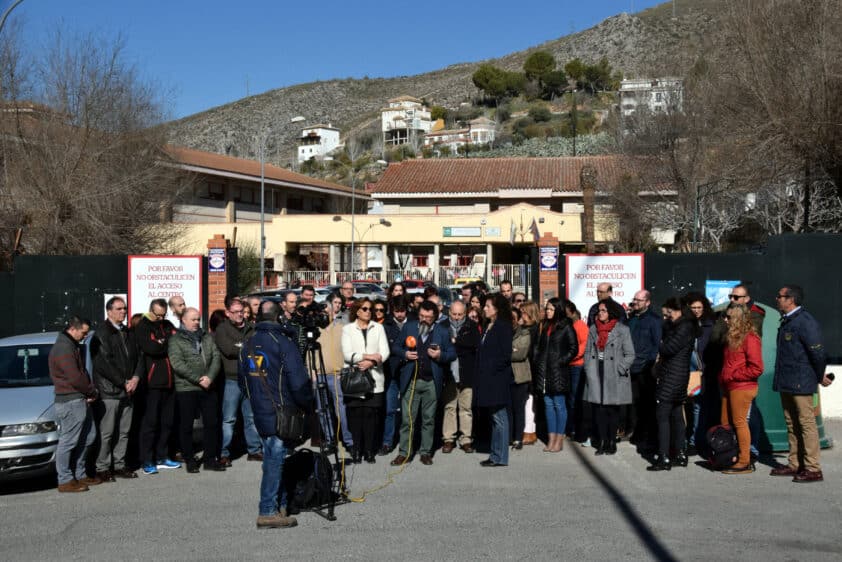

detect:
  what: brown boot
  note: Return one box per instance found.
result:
[557,434,565,452]
[80,475,104,486]
[256,511,298,529]
[522,432,537,445]
[57,480,89,493]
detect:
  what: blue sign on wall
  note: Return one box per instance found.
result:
[208,248,226,273]
[705,279,740,307]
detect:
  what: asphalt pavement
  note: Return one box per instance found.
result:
[2,421,841,561]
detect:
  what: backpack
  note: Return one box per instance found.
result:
[706,424,738,469]
[283,449,334,514]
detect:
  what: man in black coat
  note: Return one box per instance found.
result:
[380,296,409,455]
[91,296,139,480]
[622,290,662,451]
[440,300,480,454]
[135,298,180,474]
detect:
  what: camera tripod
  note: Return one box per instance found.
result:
[302,334,348,521]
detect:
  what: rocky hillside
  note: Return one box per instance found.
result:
[165,0,727,164]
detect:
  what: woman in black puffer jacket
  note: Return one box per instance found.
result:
[648,297,698,471]
[533,298,578,452]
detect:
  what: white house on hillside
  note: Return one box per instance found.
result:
[297,124,340,163]
[618,78,684,117]
[381,95,432,147]
[423,116,497,154]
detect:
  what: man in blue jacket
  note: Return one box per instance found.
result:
[239,301,314,528]
[390,300,456,466]
[623,290,661,452]
[771,284,832,483]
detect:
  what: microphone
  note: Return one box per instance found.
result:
[405,335,417,350]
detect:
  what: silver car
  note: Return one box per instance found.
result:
[0,332,66,480]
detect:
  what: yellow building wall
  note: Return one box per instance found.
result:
[172,203,617,256]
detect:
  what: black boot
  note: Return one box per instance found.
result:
[673,451,688,468]
[606,440,617,455]
[350,447,362,464]
[647,456,671,471]
[595,441,606,455]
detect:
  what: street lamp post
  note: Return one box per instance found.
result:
[257,129,271,292]
[332,216,391,272]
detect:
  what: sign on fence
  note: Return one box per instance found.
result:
[565,253,644,314]
[128,256,203,323]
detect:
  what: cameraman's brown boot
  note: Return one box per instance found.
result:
[256,510,297,529]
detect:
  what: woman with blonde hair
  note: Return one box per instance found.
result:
[519,301,541,445]
[718,303,763,474]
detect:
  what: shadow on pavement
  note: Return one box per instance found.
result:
[570,444,679,562]
[0,473,56,495]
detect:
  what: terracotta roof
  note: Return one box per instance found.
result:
[369,156,636,194]
[165,145,358,195]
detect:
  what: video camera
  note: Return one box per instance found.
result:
[292,301,330,340]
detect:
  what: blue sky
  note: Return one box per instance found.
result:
[12,0,664,119]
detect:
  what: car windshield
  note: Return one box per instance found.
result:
[0,344,54,387]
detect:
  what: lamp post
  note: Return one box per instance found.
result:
[0,0,24,37]
[257,128,272,291]
[332,216,391,271]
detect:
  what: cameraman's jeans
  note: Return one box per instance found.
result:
[316,374,353,446]
[382,376,401,448]
[259,435,288,516]
[221,379,261,457]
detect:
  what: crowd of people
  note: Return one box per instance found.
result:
[46,278,833,529]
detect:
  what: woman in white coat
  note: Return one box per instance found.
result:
[341,298,390,463]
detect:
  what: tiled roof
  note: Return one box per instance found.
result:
[369,156,636,194]
[165,145,357,195]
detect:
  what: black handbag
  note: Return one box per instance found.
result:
[340,365,375,398]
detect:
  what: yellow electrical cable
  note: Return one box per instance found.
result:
[343,357,419,503]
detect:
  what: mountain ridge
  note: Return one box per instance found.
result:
[165,1,727,164]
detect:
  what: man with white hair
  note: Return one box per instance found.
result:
[439,300,480,454]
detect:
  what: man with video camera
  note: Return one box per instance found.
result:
[238,301,313,529]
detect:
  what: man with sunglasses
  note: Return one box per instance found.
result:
[136,298,180,474]
[771,284,832,483]
[91,296,139,481]
[726,284,765,336]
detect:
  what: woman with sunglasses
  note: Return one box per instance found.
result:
[718,303,763,474]
[341,298,390,463]
[372,300,387,324]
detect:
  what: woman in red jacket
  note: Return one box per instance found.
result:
[719,304,764,474]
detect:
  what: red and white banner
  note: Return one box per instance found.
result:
[565,253,644,315]
[128,255,203,323]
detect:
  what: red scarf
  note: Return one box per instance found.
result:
[596,319,618,350]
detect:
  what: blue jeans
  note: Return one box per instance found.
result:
[259,435,288,516]
[221,379,261,457]
[544,393,568,434]
[54,399,96,485]
[316,374,353,446]
[382,376,401,448]
[566,366,582,434]
[489,406,509,465]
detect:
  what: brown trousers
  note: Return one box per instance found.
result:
[780,393,821,472]
[442,381,473,445]
[720,387,757,467]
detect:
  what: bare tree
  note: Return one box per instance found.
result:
[713,1,842,206]
[0,29,187,258]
